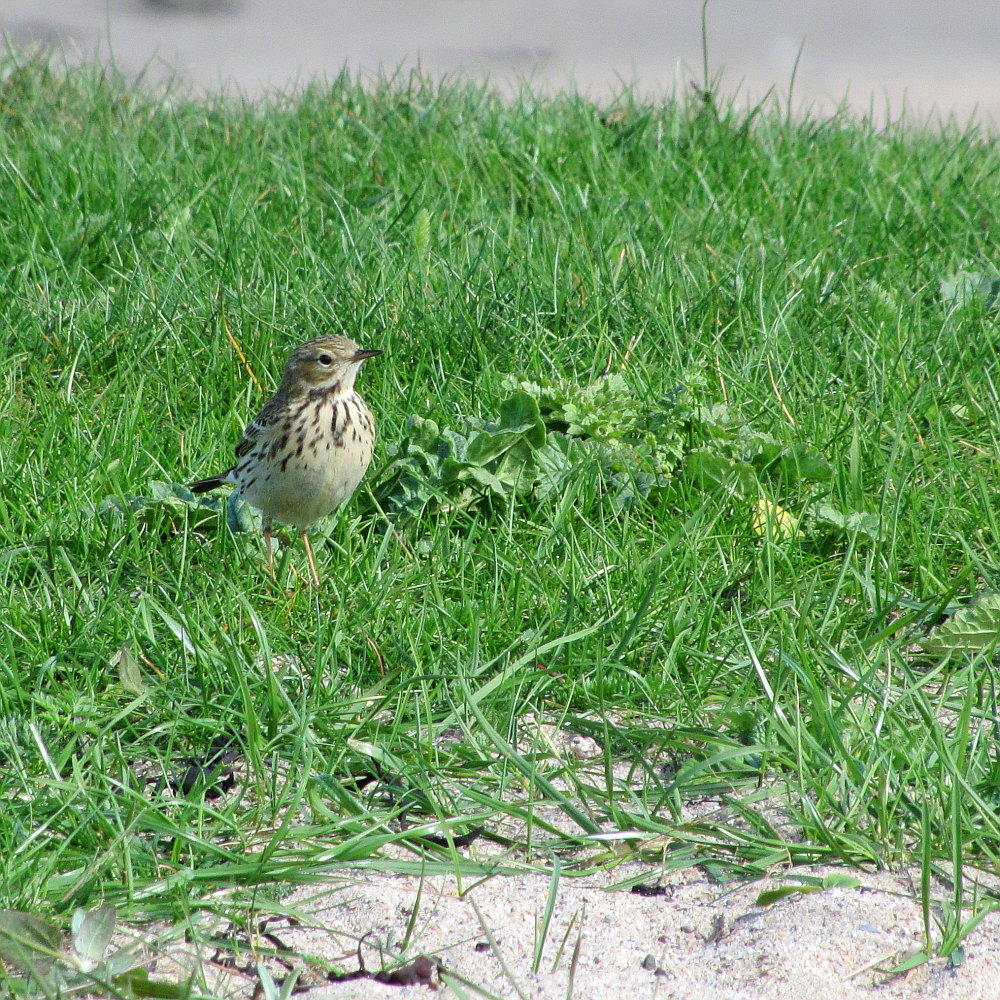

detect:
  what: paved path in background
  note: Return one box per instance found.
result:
[2,0,998,124]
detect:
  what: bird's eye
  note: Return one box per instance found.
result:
[317,354,333,366]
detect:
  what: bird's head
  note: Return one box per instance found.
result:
[281,335,382,395]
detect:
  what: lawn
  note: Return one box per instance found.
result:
[2,51,1000,991]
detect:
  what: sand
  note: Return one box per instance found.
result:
[148,862,1000,998]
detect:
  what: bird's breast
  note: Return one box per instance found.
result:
[235,393,376,527]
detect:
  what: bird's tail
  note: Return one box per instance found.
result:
[188,475,228,494]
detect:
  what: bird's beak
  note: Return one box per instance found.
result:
[353,349,383,362]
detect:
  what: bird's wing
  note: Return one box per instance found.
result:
[234,396,284,459]
[234,425,260,459]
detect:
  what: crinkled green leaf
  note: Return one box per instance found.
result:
[497,449,539,494]
[813,505,879,540]
[923,593,1000,655]
[148,481,189,503]
[688,401,734,435]
[99,482,224,531]
[498,391,546,444]
[683,451,756,496]
[533,434,583,499]
[439,456,471,487]
[780,442,833,482]
[407,415,442,452]
[465,428,525,466]
[461,465,508,495]
[748,436,787,467]
[755,441,833,483]
[439,427,469,463]
[226,490,260,534]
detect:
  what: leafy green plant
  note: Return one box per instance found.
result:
[100,481,228,531]
[101,480,262,541]
[366,391,550,519]
[0,905,183,997]
[509,372,677,459]
[366,371,874,544]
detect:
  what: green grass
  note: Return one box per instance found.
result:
[3,50,1000,987]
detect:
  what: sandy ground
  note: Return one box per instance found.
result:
[151,863,1000,999]
[2,1,999,125]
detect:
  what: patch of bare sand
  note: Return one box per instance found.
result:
[152,864,1000,999]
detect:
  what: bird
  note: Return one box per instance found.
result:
[189,334,381,586]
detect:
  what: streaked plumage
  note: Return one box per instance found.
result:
[189,335,381,585]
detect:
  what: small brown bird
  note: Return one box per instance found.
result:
[189,335,381,585]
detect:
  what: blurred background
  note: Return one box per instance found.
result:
[2,0,997,124]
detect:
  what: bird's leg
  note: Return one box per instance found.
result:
[263,514,275,581]
[301,529,321,587]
